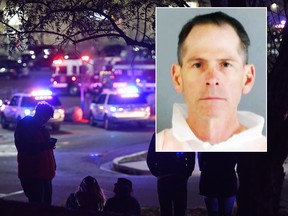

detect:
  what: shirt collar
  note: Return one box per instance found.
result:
[172,103,265,145]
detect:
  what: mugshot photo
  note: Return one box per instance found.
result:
[155,7,267,152]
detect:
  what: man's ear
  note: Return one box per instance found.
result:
[171,64,183,93]
[242,64,255,94]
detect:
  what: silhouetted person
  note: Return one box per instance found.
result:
[147,133,195,216]
[104,178,141,216]
[198,152,238,216]
[66,175,105,212]
[14,101,56,204]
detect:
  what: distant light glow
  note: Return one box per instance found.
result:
[81,55,90,61]
[113,82,127,88]
[187,1,198,7]
[71,76,77,81]
[271,3,278,12]
[275,22,285,29]
[44,49,50,55]
[133,47,140,52]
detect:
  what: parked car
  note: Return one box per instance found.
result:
[0,90,65,131]
[89,86,151,130]
[0,59,29,79]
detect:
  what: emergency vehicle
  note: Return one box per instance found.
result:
[89,86,151,130]
[49,55,102,96]
[111,60,155,93]
[0,90,65,131]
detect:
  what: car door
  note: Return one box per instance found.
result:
[92,94,107,121]
[4,95,20,121]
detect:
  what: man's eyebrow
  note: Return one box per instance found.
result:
[184,57,207,63]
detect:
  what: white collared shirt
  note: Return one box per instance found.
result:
[156,103,267,152]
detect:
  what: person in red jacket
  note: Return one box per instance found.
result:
[14,101,57,204]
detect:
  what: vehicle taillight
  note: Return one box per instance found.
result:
[146,106,151,113]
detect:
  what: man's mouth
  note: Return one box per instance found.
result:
[199,97,226,101]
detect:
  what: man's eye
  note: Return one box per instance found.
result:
[192,63,201,68]
[223,62,232,67]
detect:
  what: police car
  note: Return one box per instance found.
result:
[88,86,151,130]
[0,90,65,131]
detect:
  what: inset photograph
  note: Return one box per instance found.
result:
[156,7,267,152]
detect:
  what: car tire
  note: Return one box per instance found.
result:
[0,114,9,129]
[104,116,113,130]
[89,113,95,126]
[52,124,60,131]
[68,85,79,96]
[138,122,147,128]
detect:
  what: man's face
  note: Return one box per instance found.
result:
[172,23,255,120]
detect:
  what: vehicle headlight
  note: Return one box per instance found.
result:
[110,106,117,112]
[24,109,32,116]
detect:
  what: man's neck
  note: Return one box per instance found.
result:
[186,114,246,144]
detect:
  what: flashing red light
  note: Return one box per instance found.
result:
[81,55,90,61]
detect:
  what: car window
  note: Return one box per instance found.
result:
[21,96,62,107]
[58,66,67,74]
[96,94,106,104]
[107,94,147,105]
[9,96,20,106]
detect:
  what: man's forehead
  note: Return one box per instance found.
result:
[181,23,245,63]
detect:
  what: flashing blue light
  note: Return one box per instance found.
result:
[118,85,139,95]
[31,89,53,96]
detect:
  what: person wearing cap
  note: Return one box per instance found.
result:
[14,101,57,204]
[104,178,141,216]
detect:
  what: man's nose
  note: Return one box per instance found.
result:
[205,65,220,86]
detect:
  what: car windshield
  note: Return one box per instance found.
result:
[21,96,62,107]
[108,94,147,105]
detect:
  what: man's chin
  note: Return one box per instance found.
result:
[199,110,226,119]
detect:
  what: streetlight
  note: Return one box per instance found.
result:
[270,3,279,12]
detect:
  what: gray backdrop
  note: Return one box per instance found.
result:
[156,7,267,135]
